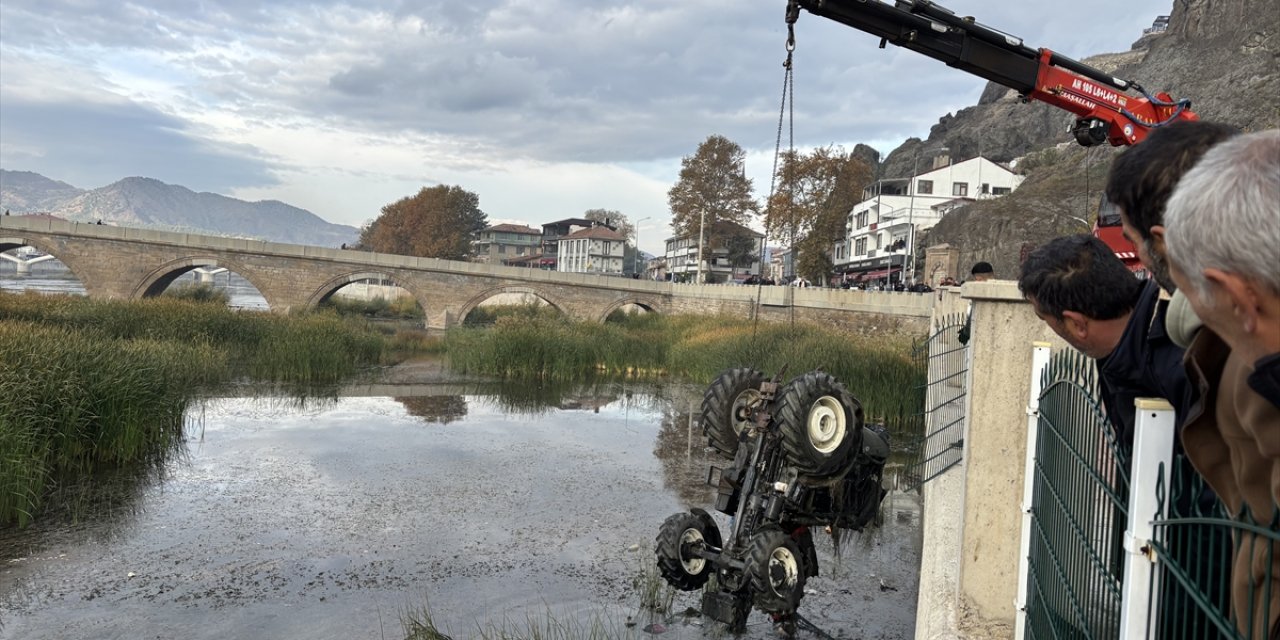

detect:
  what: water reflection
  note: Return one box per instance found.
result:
[396,395,468,424]
[0,373,923,639]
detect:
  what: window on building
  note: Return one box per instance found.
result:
[917,180,933,195]
[992,186,1011,196]
[953,182,969,197]
[498,244,506,254]
[981,183,990,194]
[875,234,883,250]
[854,237,867,255]
[856,210,869,228]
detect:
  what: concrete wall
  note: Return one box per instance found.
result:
[956,280,1067,634]
[912,280,1068,640]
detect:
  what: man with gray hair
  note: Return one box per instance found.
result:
[1166,129,1280,409]
[1163,128,1280,640]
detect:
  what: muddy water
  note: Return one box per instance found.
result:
[0,380,922,639]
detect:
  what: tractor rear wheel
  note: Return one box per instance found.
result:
[775,371,863,478]
[701,368,765,459]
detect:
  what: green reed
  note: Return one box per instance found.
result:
[320,294,424,319]
[0,321,224,527]
[163,282,231,305]
[444,310,925,429]
[0,291,389,526]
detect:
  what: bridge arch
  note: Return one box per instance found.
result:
[0,235,88,288]
[599,297,663,322]
[456,285,567,324]
[132,255,268,304]
[306,271,417,307]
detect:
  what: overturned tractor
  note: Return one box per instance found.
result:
[655,369,890,630]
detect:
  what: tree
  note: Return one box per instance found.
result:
[765,146,873,283]
[724,233,759,279]
[359,185,487,260]
[667,135,758,279]
[582,208,634,244]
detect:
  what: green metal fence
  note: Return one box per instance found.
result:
[1024,349,1129,639]
[1148,458,1279,640]
[1022,347,1279,639]
[901,312,968,491]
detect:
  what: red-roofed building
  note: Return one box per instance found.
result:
[557,225,626,275]
[474,223,543,265]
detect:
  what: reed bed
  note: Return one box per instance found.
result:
[0,291,387,526]
[321,294,424,319]
[0,321,224,527]
[162,282,231,305]
[445,310,925,430]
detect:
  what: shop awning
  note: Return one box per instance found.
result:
[858,267,901,281]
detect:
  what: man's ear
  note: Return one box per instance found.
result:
[1060,310,1090,340]
[1149,224,1167,255]
[1204,268,1261,332]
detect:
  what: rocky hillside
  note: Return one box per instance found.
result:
[868,0,1278,278]
[0,170,358,247]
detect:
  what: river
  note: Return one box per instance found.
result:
[0,260,268,309]
[0,265,923,639]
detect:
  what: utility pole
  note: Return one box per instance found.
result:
[696,209,707,283]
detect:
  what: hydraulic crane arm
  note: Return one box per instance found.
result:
[789,0,1197,147]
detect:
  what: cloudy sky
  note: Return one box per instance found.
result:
[0,0,1171,254]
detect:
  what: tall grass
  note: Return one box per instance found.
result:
[445,311,925,428]
[321,294,424,319]
[0,291,385,385]
[0,291,388,526]
[0,321,224,527]
[163,282,230,305]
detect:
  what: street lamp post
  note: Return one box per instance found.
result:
[634,216,651,277]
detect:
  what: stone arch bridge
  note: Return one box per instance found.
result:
[0,216,931,332]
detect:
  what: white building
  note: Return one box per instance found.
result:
[834,155,1023,283]
[557,225,627,275]
[663,221,765,283]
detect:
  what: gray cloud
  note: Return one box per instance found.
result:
[0,0,1174,180]
[0,98,278,192]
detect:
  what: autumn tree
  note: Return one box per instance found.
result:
[765,146,872,283]
[582,208,634,244]
[667,135,758,277]
[359,185,487,260]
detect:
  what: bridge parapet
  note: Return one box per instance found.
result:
[0,215,932,334]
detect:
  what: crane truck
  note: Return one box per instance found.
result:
[788,0,1199,270]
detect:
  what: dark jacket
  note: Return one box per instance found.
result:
[1095,280,1196,456]
[1249,352,1280,411]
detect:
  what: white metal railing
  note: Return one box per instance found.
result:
[1014,340,1176,640]
[1119,399,1175,638]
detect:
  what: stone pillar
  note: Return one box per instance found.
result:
[955,280,1065,634]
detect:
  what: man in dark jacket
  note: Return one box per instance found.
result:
[1018,235,1190,452]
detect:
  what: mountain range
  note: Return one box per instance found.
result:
[0,170,358,247]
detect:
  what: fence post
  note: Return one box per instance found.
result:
[1119,398,1175,640]
[1014,342,1052,640]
